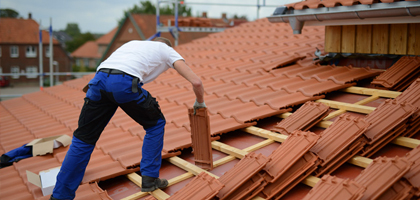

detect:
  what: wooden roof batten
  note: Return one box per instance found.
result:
[267,1,420,34]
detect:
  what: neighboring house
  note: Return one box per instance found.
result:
[71,28,117,69]
[101,13,247,62]
[53,30,73,50]
[0,15,72,85]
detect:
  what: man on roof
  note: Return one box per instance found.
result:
[50,37,206,200]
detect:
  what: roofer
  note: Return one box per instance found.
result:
[50,37,206,200]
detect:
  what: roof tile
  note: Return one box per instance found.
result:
[272,101,330,135]
[362,99,416,156]
[354,156,413,200]
[188,108,213,170]
[404,144,420,190]
[372,56,420,91]
[217,152,268,200]
[302,175,366,200]
[377,179,416,200]
[167,172,223,200]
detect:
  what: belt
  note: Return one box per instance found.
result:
[98,68,140,93]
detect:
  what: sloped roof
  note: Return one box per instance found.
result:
[0,18,59,44]
[71,41,101,58]
[96,27,118,45]
[71,27,117,59]
[1,17,420,200]
[285,0,418,10]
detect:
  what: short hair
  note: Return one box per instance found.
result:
[154,37,172,47]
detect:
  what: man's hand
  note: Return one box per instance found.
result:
[193,99,206,115]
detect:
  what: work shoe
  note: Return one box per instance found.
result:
[141,175,168,192]
[49,195,60,200]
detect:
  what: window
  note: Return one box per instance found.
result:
[0,46,2,57]
[83,58,89,66]
[10,46,19,58]
[10,66,19,79]
[26,46,37,57]
[26,66,38,78]
[46,46,51,57]
[76,59,81,66]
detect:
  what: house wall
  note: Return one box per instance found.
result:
[0,43,72,85]
[325,23,420,55]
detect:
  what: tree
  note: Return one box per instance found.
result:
[65,32,95,53]
[63,23,81,38]
[233,14,248,20]
[118,0,192,24]
[0,8,19,18]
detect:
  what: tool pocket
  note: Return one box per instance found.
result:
[141,92,162,121]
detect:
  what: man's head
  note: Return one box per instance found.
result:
[154,37,172,47]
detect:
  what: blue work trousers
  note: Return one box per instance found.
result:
[52,71,166,199]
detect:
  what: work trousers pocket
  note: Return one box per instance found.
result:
[140,92,162,121]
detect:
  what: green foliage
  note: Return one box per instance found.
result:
[65,32,96,53]
[233,14,248,20]
[63,23,81,38]
[0,8,19,18]
[118,0,192,25]
[72,64,96,72]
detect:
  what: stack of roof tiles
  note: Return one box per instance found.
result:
[372,56,420,91]
[1,16,419,200]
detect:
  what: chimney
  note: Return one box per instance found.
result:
[202,12,207,18]
[221,13,227,20]
[28,12,32,19]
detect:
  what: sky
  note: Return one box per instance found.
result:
[1,0,299,34]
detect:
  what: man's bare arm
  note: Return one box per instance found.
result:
[173,60,204,103]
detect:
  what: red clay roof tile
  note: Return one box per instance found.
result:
[362,99,416,156]
[354,156,413,200]
[0,18,59,44]
[188,108,213,170]
[311,114,369,175]
[272,101,330,135]
[372,56,420,91]
[404,144,420,190]
[217,152,268,200]
[167,172,223,200]
[302,175,366,200]
[377,179,415,200]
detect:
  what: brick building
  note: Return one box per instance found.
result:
[0,16,72,85]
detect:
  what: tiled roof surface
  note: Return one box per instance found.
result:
[285,0,418,10]
[0,18,59,44]
[96,27,118,45]
[71,27,117,58]
[1,17,420,200]
[71,41,101,58]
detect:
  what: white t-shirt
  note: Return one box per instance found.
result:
[97,40,184,84]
